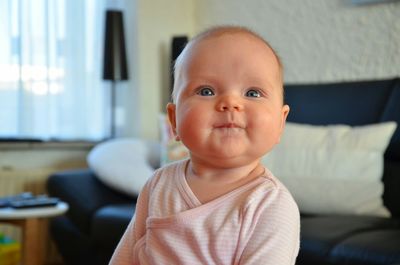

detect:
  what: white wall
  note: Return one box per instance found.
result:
[128,0,400,139]
[194,0,400,83]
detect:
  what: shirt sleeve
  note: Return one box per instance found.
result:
[108,179,151,265]
[238,188,300,265]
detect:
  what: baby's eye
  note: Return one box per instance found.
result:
[245,89,261,98]
[197,87,215,96]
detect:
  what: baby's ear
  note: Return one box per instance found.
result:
[166,103,180,140]
[281,104,290,124]
[277,104,290,143]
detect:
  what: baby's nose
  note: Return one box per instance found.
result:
[216,95,243,112]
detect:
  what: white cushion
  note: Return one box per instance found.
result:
[262,122,397,217]
[87,138,154,196]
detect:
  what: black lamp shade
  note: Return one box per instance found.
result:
[170,36,188,92]
[103,10,128,81]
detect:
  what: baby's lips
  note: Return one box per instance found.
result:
[214,122,244,129]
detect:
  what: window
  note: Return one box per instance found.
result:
[0,0,109,141]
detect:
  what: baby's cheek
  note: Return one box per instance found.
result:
[177,117,199,141]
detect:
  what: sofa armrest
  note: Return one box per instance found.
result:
[383,160,400,217]
[47,169,137,235]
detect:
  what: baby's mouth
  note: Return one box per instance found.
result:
[214,122,244,129]
[213,122,246,136]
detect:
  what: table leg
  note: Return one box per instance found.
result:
[22,218,44,265]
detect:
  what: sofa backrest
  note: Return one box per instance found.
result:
[284,77,400,217]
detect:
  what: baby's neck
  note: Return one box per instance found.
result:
[185,159,265,204]
[189,159,262,182]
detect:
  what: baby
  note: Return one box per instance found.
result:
[109,25,300,265]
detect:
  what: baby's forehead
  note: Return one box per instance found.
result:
[173,29,284,102]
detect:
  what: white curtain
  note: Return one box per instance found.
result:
[0,0,109,140]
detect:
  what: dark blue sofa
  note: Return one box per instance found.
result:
[47,77,400,265]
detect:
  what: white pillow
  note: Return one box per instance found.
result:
[262,122,397,217]
[87,138,154,196]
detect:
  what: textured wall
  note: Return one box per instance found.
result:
[135,0,194,139]
[194,0,400,83]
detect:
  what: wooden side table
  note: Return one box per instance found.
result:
[0,202,68,265]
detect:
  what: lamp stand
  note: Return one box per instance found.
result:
[110,80,117,138]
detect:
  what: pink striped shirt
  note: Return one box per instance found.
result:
[109,159,300,265]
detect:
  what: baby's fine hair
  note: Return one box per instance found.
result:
[171,25,284,102]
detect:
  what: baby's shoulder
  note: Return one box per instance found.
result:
[244,168,297,211]
[250,168,285,193]
[146,159,188,190]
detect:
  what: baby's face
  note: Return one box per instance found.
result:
[168,33,289,168]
